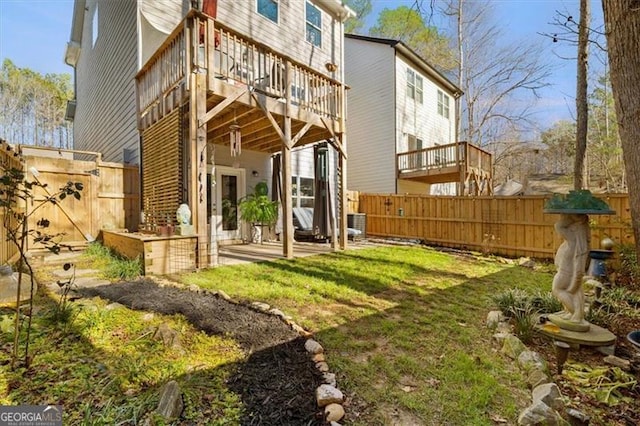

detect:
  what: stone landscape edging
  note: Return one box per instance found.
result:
[487,310,591,425]
[151,276,347,425]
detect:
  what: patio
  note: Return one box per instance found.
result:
[218,239,375,266]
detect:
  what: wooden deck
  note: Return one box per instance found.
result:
[397,142,493,195]
[136,10,343,154]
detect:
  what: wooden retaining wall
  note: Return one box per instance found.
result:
[358,194,633,259]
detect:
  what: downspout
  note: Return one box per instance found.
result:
[393,46,398,195]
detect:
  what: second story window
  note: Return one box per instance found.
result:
[406,69,423,104]
[306,2,322,47]
[92,3,99,48]
[257,0,278,23]
[438,90,450,119]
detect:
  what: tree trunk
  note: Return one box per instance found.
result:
[603,0,640,262]
[574,0,590,190]
[456,0,463,143]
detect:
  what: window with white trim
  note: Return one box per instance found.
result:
[257,0,278,23]
[407,134,424,167]
[406,69,423,103]
[437,90,450,119]
[306,2,322,47]
[292,176,314,207]
[92,3,99,48]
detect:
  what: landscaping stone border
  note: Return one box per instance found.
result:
[152,276,347,425]
[487,310,591,426]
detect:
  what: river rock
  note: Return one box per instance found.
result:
[532,383,564,412]
[487,310,506,329]
[305,339,324,354]
[156,380,183,420]
[518,350,547,373]
[518,400,560,425]
[502,334,527,359]
[324,403,345,422]
[316,384,343,407]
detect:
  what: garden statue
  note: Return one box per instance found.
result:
[175,203,194,236]
[544,190,614,333]
[548,214,590,331]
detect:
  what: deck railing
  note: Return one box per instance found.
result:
[397,142,492,175]
[136,11,343,125]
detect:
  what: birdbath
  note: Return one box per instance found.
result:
[542,190,615,346]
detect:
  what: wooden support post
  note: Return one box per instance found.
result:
[282,61,294,259]
[189,72,209,268]
[338,79,348,250]
[338,146,347,250]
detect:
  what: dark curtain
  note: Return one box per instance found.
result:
[271,154,282,203]
[272,154,283,236]
[313,143,334,238]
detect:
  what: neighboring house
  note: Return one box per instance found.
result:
[65,0,354,266]
[344,34,492,196]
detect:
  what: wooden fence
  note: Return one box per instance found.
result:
[357,193,633,259]
[1,145,140,264]
[0,141,23,264]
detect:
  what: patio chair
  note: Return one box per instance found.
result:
[292,207,362,242]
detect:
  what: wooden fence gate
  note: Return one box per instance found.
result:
[1,144,140,263]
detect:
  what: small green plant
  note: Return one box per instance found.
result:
[105,255,142,281]
[46,262,78,329]
[238,181,277,243]
[81,242,142,280]
[492,289,560,342]
[530,290,563,313]
[492,288,530,317]
[586,287,640,328]
[615,244,639,289]
[511,304,537,343]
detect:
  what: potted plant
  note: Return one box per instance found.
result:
[238,181,278,244]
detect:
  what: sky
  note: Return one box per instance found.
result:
[0,0,605,135]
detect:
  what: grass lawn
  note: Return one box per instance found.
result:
[0,244,554,424]
[183,245,553,425]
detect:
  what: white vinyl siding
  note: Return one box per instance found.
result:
[139,0,340,78]
[344,38,397,194]
[74,0,138,163]
[396,56,454,155]
[217,0,339,76]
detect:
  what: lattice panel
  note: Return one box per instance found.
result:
[142,108,183,228]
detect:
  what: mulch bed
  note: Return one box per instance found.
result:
[80,280,325,425]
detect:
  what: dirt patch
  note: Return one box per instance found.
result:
[80,279,325,425]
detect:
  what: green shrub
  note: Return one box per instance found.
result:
[492,289,561,343]
[615,244,640,289]
[586,286,640,328]
[105,256,142,281]
[82,242,142,281]
[530,291,563,313]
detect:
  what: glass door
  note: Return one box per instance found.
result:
[215,166,245,241]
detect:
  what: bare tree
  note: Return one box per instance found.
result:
[442,1,553,146]
[574,0,590,190]
[602,0,640,261]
